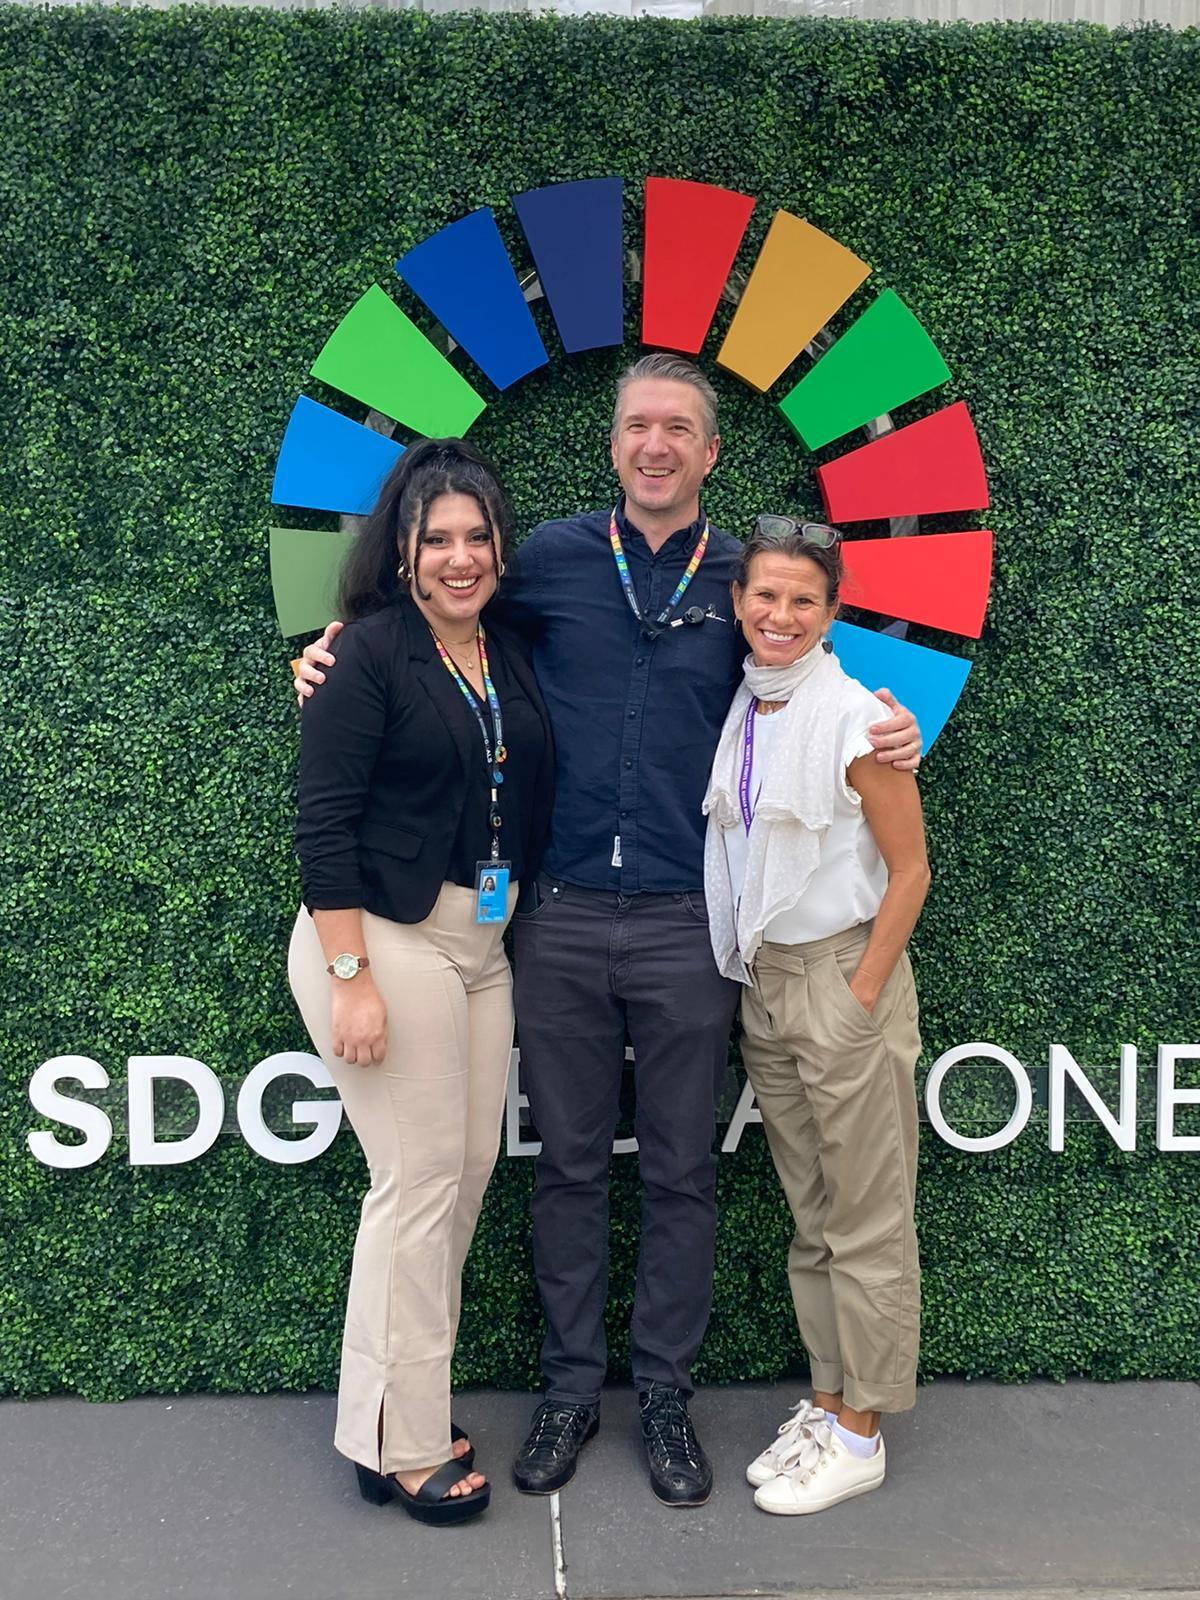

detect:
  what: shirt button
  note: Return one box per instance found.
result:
[620,809,629,818]
[623,759,632,769]
[635,657,645,666]
[628,709,637,719]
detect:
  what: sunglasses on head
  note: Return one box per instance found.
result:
[753,513,842,549]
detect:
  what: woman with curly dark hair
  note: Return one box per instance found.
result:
[288,438,553,1525]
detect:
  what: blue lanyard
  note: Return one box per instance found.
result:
[433,627,506,783]
[433,627,507,858]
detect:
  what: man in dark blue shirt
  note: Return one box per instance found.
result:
[493,503,743,895]
[298,354,920,1507]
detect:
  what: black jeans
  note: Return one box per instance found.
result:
[512,876,741,1404]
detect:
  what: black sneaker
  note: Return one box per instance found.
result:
[512,1400,600,1494]
[638,1384,713,1507]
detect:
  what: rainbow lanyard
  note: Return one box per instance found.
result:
[608,508,709,634]
[433,626,507,858]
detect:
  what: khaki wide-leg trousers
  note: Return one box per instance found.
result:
[740,922,922,1414]
[288,883,516,1473]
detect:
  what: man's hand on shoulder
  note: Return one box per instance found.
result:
[868,688,922,772]
[293,619,343,708]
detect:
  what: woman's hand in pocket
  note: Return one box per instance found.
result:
[332,976,388,1065]
[848,969,882,1017]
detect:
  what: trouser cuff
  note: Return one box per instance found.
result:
[544,1388,602,1410]
[807,1358,845,1397]
[843,1374,917,1414]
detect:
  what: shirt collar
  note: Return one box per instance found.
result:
[614,496,706,557]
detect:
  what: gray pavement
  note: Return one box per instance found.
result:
[1,1380,1198,1600]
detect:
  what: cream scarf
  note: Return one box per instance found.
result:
[703,641,853,983]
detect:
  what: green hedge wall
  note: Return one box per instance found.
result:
[1,9,1198,1400]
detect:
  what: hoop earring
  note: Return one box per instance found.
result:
[397,559,411,585]
[498,559,507,579]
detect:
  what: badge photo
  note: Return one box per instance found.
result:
[475,861,512,923]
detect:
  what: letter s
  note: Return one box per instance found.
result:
[27,1056,113,1169]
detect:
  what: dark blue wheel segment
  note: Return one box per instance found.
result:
[512,178,625,354]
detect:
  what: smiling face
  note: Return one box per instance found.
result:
[610,377,719,534]
[404,490,499,638]
[733,550,838,668]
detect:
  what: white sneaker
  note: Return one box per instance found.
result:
[753,1419,885,1515]
[745,1399,829,1487]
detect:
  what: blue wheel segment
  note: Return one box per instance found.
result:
[512,178,625,353]
[271,396,402,516]
[829,621,972,752]
[396,208,549,390]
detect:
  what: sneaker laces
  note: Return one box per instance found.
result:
[522,1401,593,1463]
[775,1412,834,1483]
[639,1386,703,1472]
[761,1398,828,1469]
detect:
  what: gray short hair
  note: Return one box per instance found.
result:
[611,353,719,442]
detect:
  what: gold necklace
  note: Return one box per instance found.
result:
[443,631,479,671]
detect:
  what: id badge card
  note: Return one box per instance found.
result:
[474,860,512,923]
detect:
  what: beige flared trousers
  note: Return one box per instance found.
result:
[288,883,516,1473]
[740,921,922,1414]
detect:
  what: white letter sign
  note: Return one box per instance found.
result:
[27,1056,113,1169]
[1048,1043,1138,1152]
[1156,1045,1200,1153]
[127,1056,225,1166]
[925,1043,1033,1153]
[236,1052,343,1164]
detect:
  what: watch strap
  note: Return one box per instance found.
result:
[326,954,371,977]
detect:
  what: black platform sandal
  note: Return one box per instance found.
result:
[355,1458,491,1525]
[451,1422,475,1472]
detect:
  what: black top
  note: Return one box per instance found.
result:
[489,502,745,894]
[444,636,544,884]
[296,598,554,924]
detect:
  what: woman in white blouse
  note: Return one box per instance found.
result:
[703,515,930,1517]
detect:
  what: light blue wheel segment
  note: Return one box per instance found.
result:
[829,621,972,751]
[271,396,403,516]
[396,208,549,391]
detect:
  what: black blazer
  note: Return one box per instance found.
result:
[295,600,555,924]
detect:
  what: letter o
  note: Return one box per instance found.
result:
[925,1043,1033,1153]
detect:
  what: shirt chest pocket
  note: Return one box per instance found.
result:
[656,612,739,688]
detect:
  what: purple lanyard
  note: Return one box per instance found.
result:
[738,699,758,833]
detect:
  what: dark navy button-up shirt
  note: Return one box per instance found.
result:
[491,503,745,894]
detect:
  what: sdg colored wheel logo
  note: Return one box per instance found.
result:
[270,178,993,748]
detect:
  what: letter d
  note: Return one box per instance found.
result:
[127,1056,224,1166]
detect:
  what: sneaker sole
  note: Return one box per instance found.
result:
[754,1471,884,1516]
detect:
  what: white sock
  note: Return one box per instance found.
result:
[832,1419,880,1459]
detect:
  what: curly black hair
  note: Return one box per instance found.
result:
[337,437,513,622]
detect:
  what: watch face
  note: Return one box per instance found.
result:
[332,954,360,980]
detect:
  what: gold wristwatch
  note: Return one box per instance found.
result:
[327,953,371,980]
